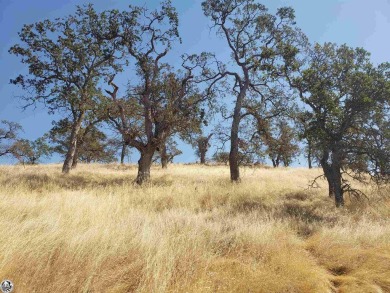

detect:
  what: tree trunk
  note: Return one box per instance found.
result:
[229,123,240,181]
[328,180,335,198]
[320,151,334,198]
[230,91,245,182]
[161,158,168,169]
[136,150,154,185]
[330,163,344,207]
[62,112,84,174]
[321,149,344,207]
[120,143,126,165]
[72,146,79,169]
[307,140,312,169]
[200,151,206,164]
[324,168,342,205]
[160,144,168,169]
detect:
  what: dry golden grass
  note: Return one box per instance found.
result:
[0,163,389,292]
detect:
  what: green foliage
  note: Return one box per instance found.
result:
[0,120,22,157]
[263,120,300,167]
[201,0,306,180]
[291,42,390,204]
[11,138,51,165]
[212,150,256,166]
[104,0,212,172]
[154,138,182,165]
[46,118,116,163]
[9,4,123,113]
[212,151,229,165]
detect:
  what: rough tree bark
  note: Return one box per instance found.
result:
[136,149,154,184]
[229,88,247,182]
[72,147,79,169]
[307,139,313,169]
[62,112,85,174]
[120,143,127,165]
[230,114,241,181]
[328,181,335,198]
[200,151,206,165]
[160,144,168,169]
[320,149,344,207]
[329,152,344,207]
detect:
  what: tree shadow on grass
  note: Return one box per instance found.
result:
[1,172,178,192]
[1,173,131,191]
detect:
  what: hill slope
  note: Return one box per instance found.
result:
[0,164,389,292]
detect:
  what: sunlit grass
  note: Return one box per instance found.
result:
[0,163,389,292]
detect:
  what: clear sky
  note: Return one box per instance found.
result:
[1,0,390,165]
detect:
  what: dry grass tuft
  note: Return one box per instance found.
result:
[0,164,389,292]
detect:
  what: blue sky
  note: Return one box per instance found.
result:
[1,0,390,165]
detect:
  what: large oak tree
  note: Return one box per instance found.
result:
[103,1,213,184]
[289,43,390,207]
[9,4,124,173]
[202,0,305,181]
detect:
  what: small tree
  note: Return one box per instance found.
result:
[77,128,116,164]
[107,138,130,165]
[47,118,116,164]
[212,149,254,166]
[212,151,229,165]
[155,138,182,168]
[194,134,213,164]
[0,120,22,157]
[296,112,316,169]
[262,120,300,167]
[11,137,51,165]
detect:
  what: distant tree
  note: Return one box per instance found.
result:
[202,0,305,181]
[369,115,390,177]
[194,133,213,164]
[244,105,299,167]
[348,70,390,180]
[262,120,300,167]
[155,138,182,168]
[77,130,117,164]
[296,112,316,169]
[212,149,255,166]
[212,151,229,165]
[119,142,129,165]
[107,138,130,165]
[0,120,22,157]
[213,120,265,167]
[11,137,51,165]
[288,43,390,207]
[47,118,116,164]
[9,4,123,173]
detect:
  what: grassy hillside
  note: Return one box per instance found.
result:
[0,164,389,292]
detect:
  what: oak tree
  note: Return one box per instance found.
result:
[289,43,390,207]
[202,0,305,181]
[0,120,22,157]
[11,137,51,165]
[105,2,212,184]
[10,4,123,173]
